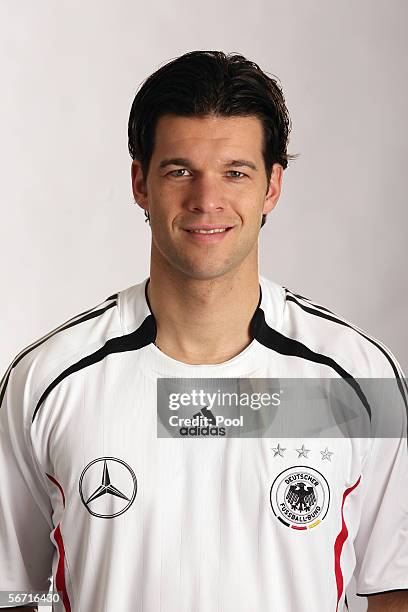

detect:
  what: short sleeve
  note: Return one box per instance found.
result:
[0,359,54,602]
[353,373,408,596]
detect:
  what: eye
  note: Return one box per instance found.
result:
[168,168,190,177]
[227,170,246,179]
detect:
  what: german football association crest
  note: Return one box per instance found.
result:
[270,466,330,530]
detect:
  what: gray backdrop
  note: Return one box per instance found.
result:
[1,2,408,610]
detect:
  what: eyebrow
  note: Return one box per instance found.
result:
[158,158,258,171]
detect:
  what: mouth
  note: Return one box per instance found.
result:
[182,226,233,242]
[186,228,230,234]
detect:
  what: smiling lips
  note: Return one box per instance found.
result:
[183,225,233,241]
[184,224,232,232]
[189,228,226,234]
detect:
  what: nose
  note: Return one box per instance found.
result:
[184,174,225,214]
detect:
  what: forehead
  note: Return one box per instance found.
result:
[152,114,264,158]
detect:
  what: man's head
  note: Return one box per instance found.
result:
[129,50,294,281]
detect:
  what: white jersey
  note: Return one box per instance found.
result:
[0,275,407,611]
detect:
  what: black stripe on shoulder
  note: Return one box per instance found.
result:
[286,289,407,384]
[106,293,118,301]
[356,588,408,597]
[250,306,372,421]
[0,301,117,410]
[284,288,334,314]
[31,314,156,422]
[285,291,408,410]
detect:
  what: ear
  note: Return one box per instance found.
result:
[263,163,283,215]
[131,160,149,212]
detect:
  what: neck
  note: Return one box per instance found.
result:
[147,261,261,365]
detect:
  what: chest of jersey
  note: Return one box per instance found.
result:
[36,349,366,611]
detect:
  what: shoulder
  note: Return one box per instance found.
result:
[261,276,404,379]
[0,289,124,417]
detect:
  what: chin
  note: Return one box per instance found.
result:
[160,246,247,281]
[176,261,239,281]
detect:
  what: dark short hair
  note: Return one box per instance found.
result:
[128,50,295,228]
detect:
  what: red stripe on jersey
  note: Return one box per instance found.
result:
[54,524,72,612]
[334,476,361,612]
[292,525,307,530]
[46,472,66,508]
[45,474,71,611]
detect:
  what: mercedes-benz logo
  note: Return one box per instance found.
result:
[79,457,137,518]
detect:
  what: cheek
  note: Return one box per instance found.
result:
[149,191,175,223]
[239,195,264,221]
[153,184,183,212]
[151,208,181,243]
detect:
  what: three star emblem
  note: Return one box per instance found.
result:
[270,443,333,461]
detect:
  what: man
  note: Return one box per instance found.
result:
[0,51,407,611]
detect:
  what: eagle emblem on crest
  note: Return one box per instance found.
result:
[286,482,317,513]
